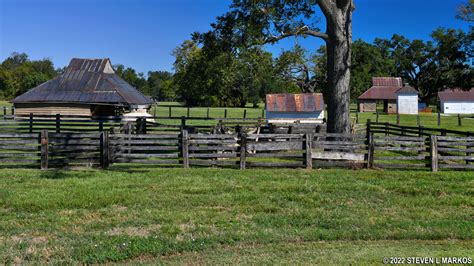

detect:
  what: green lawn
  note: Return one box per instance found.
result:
[0,167,472,264]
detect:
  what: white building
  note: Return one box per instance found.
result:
[438,88,474,114]
[396,85,419,115]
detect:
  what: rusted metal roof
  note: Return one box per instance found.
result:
[372,77,403,87]
[12,58,153,106]
[358,77,417,100]
[438,88,474,102]
[396,85,418,94]
[266,93,325,112]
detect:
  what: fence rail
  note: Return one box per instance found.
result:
[0,119,472,171]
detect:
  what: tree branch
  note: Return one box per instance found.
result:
[264,26,328,44]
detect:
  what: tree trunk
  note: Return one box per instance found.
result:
[324,1,353,134]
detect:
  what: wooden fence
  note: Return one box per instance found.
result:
[1,128,472,171]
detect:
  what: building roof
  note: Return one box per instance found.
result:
[12,58,153,106]
[396,85,418,94]
[266,93,325,112]
[438,88,474,102]
[358,77,417,100]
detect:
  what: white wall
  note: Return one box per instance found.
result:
[397,93,418,114]
[441,101,474,114]
[266,111,324,124]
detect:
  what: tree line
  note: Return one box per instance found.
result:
[1,29,471,107]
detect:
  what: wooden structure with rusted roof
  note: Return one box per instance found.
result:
[12,58,153,117]
[358,77,418,114]
[265,93,325,124]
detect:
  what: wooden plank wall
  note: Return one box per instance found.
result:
[48,133,101,168]
[110,133,180,165]
[312,133,367,168]
[437,136,474,170]
[0,133,40,167]
[246,134,306,168]
[186,133,240,167]
[372,135,428,169]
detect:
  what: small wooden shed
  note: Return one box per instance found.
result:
[358,77,418,114]
[12,58,153,117]
[438,88,474,114]
[265,93,325,124]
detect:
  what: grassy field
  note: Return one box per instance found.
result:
[0,167,472,264]
[2,100,473,132]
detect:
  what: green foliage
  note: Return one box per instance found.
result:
[172,39,291,107]
[312,29,473,103]
[0,52,57,100]
[114,64,174,101]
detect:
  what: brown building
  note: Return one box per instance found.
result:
[12,58,153,117]
[358,77,410,114]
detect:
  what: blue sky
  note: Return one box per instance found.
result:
[0,0,470,73]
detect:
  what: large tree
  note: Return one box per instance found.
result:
[211,0,355,133]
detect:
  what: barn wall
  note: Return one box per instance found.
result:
[13,103,92,117]
[385,100,397,114]
[358,100,376,112]
[397,93,418,114]
[266,111,324,124]
[441,101,474,114]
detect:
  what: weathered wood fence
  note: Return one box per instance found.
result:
[1,128,472,171]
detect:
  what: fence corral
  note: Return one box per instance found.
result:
[0,117,473,171]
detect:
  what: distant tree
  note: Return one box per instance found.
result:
[147,71,175,101]
[371,29,473,103]
[0,52,57,99]
[456,0,474,22]
[114,64,150,96]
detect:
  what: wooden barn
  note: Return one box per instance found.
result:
[12,58,153,117]
[265,93,325,124]
[438,88,474,114]
[358,77,418,114]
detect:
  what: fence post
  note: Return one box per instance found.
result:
[29,113,33,133]
[169,106,172,118]
[366,119,371,140]
[384,122,389,136]
[367,132,375,169]
[355,112,359,124]
[430,135,438,172]
[11,106,15,116]
[417,114,420,126]
[243,109,247,119]
[458,114,462,126]
[100,131,110,169]
[376,112,379,123]
[224,109,228,118]
[305,133,313,170]
[181,130,189,168]
[261,108,265,118]
[181,116,186,131]
[437,111,441,126]
[396,112,400,125]
[99,120,104,132]
[466,133,472,165]
[3,107,6,117]
[55,114,61,133]
[187,107,190,118]
[239,132,247,170]
[207,108,210,118]
[40,129,48,170]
